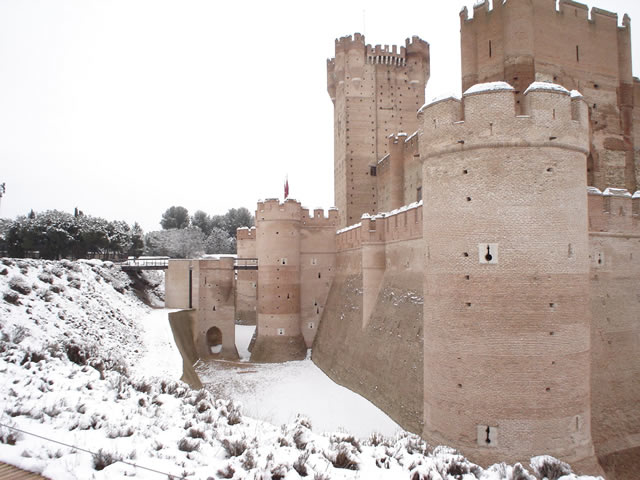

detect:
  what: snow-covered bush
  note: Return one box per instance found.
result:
[8,275,31,295]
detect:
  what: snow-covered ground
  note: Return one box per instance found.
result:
[199,348,401,438]
[0,258,602,479]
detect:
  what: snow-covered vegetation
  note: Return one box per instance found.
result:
[0,258,602,479]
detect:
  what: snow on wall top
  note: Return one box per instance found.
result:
[570,89,584,98]
[337,200,424,235]
[603,187,632,198]
[587,186,603,195]
[463,81,514,96]
[418,92,461,113]
[523,82,570,96]
[336,222,362,234]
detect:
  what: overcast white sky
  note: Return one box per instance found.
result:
[1,0,639,232]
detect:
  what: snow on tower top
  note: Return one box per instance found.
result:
[523,82,570,96]
[463,81,514,96]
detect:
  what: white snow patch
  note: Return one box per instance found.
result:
[587,186,603,195]
[523,81,570,96]
[603,187,632,197]
[464,81,514,95]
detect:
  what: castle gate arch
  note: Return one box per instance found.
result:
[206,326,223,354]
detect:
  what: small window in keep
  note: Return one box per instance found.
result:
[281,258,287,265]
[370,166,377,176]
[417,187,422,202]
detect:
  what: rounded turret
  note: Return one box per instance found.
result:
[418,82,597,468]
[251,199,306,362]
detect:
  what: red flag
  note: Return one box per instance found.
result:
[284,176,289,199]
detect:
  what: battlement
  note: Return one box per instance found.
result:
[461,0,629,28]
[330,32,429,68]
[419,81,589,159]
[236,226,256,241]
[336,202,423,251]
[301,207,339,228]
[198,256,235,270]
[334,32,366,52]
[588,187,640,234]
[256,198,303,222]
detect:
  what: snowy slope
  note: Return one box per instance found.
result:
[0,258,602,479]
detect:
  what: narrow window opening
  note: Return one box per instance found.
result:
[576,45,579,62]
[212,305,216,311]
[489,40,492,58]
[370,165,377,176]
[485,426,491,444]
[318,272,321,279]
[484,245,493,262]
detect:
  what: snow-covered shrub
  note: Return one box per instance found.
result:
[0,424,20,445]
[325,444,359,470]
[92,449,122,471]
[295,414,312,430]
[222,436,248,457]
[48,284,64,294]
[178,437,199,452]
[241,449,257,470]
[37,272,54,284]
[270,463,289,479]
[293,428,309,450]
[530,455,573,480]
[293,451,309,476]
[368,431,388,447]
[332,433,362,453]
[3,290,20,305]
[187,427,206,440]
[0,267,8,276]
[9,325,28,344]
[8,275,31,295]
[217,464,235,479]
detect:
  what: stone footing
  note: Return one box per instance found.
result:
[250,335,307,363]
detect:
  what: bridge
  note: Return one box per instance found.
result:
[119,257,258,271]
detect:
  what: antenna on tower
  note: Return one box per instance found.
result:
[363,9,366,37]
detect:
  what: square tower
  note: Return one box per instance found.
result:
[327,34,429,227]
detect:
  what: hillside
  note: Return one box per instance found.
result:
[0,258,601,479]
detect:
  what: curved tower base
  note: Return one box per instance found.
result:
[250,334,307,363]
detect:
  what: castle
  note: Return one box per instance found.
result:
[165,1,640,477]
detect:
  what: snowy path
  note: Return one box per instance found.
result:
[132,308,183,380]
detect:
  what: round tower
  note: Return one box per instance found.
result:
[418,82,599,471]
[250,198,306,362]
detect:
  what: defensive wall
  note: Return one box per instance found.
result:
[236,227,257,325]
[460,0,638,194]
[376,132,422,213]
[313,200,424,433]
[587,187,640,478]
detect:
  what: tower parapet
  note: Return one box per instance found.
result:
[460,0,637,192]
[419,82,589,160]
[419,81,598,470]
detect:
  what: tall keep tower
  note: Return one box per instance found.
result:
[418,82,600,472]
[460,0,637,193]
[327,33,429,227]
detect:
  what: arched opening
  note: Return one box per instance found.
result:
[206,327,223,354]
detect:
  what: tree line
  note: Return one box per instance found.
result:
[0,206,254,260]
[144,206,254,258]
[0,209,143,260]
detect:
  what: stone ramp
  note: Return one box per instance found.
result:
[0,463,47,479]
